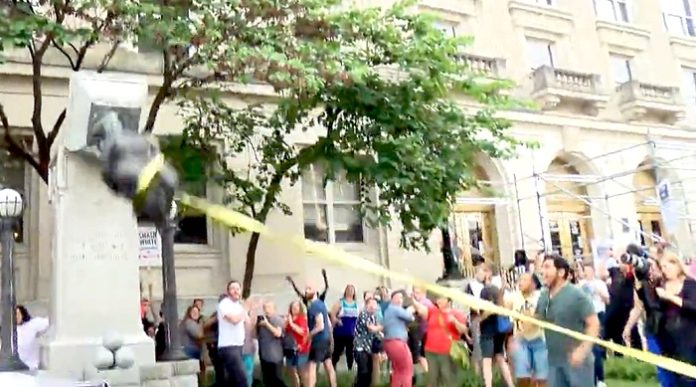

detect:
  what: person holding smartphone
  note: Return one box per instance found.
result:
[256,301,286,387]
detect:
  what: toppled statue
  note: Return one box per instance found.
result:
[87,110,178,225]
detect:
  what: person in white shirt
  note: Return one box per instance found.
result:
[580,265,609,387]
[510,273,547,387]
[465,262,491,375]
[15,305,49,370]
[217,280,250,386]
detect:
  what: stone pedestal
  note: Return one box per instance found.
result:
[41,72,154,378]
[141,360,199,387]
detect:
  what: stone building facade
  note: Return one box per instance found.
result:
[2,0,696,307]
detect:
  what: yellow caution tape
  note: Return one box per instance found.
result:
[177,192,696,379]
[130,153,696,378]
[136,153,166,195]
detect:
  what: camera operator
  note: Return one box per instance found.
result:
[621,245,673,387]
[605,249,641,350]
[655,249,696,386]
[256,301,286,387]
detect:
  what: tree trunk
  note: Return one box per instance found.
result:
[242,231,261,298]
[441,227,457,279]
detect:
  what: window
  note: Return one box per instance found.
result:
[594,0,630,23]
[525,38,554,70]
[157,136,208,245]
[174,180,208,244]
[302,164,364,243]
[663,0,695,37]
[0,148,25,243]
[610,55,633,85]
[682,68,696,105]
[433,21,457,38]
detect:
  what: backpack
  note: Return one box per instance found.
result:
[496,315,513,334]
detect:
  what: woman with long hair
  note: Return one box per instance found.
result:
[285,300,310,387]
[479,286,515,387]
[330,284,359,370]
[15,305,49,370]
[657,250,696,386]
[180,305,204,360]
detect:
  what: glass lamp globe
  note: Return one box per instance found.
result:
[0,188,23,218]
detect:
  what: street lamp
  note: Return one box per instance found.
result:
[0,188,28,371]
[158,200,186,361]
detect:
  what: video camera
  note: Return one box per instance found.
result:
[620,243,651,280]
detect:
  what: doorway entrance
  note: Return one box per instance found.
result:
[548,212,592,260]
[633,164,666,246]
[544,157,594,262]
[452,209,498,267]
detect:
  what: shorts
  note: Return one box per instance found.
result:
[512,337,549,380]
[286,352,309,368]
[407,332,425,363]
[309,338,331,363]
[183,345,201,360]
[480,334,506,359]
[548,360,594,387]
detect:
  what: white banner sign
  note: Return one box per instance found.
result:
[138,226,162,267]
[591,238,613,269]
[657,179,680,236]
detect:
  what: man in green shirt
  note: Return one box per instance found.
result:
[536,255,600,387]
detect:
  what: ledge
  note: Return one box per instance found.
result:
[530,65,608,115]
[595,20,650,56]
[418,0,477,17]
[508,0,573,40]
[459,53,507,77]
[618,80,685,124]
[669,36,696,67]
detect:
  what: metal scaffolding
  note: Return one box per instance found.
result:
[511,140,696,258]
[451,139,696,264]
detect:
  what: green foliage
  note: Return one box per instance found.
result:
[176,0,530,253]
[605,356,657,382]
[1,0,531,293]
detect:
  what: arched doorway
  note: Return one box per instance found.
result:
[633,161,665,246]
[544,157,593,260]
[452,165,500,268]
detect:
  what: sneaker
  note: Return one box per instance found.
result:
[597,381,607,387]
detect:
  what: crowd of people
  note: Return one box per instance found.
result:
[136,243,696,387]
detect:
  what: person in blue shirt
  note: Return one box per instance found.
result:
[305,284,337,387]
[330,284,359,371]
[383,290,417,387]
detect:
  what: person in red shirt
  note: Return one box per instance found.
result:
[285,300,310,387]
[413,294,467,387]
[448,308,468,341]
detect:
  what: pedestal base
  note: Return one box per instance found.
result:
[141,360,199,387]
[41,333,155,379]
[0,353,28,372]
[158,347,188,362]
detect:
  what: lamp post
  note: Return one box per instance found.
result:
[158,201,186,361]
[0,188,28,371]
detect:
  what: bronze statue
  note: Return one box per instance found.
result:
[88,111,178,225]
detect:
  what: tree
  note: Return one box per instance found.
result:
[0,0,378,182]
[177,5,528,295]
[1,0,528,297]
